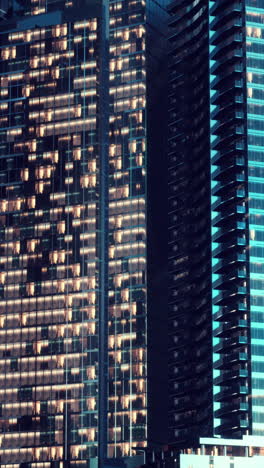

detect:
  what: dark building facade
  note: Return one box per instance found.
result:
[0,0,168,466]
[168,0,213,448]
[169,0,264,451]
[0,0,9,19]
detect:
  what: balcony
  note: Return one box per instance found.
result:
[212,126,244,151]
[211,100,243,122]
[213,334,247,353]
[210,3,242,31]
[212,171,244,190]
[212,222,245,243]
[211,48,243,76]
[211,138,244,164]
[210,0,241,17]
[214,351,248,370]
[213,252,246,274]
[212,189,245,213]
[211,65,242,90]
[215,401,248,418]
[215,416,249,434]
[214,384,248,402]
[213,269,246,291]
[211,18,242,45]
[212,237,246,259]
[213,302,247,321]
[211,111,243,139]
[214,319,248,338]
[213,207,245,230]
[211,79,243,105]
[168,0,203,27]
[211,34,242,61]
[214,368,248,386]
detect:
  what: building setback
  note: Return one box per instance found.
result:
[0,0,168,466]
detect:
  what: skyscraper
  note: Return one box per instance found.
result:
[168,0,213,448]
[0,0,168,466]
[169,0,264,451]
[211,0,264,440]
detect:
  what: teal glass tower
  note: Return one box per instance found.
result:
[245,0,264,436]
[211,0,264,439]
[169,0,264,450]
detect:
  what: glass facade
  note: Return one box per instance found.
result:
[0,0,168,465]
[169,0,264,448]
[246,0,264,436]
[0,2,106,465]
[210,0,250,439]
[107,0,147,457]
[210,0,264,440]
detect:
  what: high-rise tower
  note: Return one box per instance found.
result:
[211,0,264,440]
[169,0,264,451]
[168,0,213,448]
[0,0,168,466]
